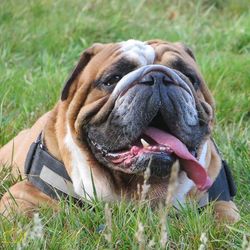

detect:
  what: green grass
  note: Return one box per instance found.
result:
[0,0,249,249]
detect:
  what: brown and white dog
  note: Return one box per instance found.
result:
[0,39,240,222]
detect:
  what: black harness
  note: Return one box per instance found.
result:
[24,133,80,200]
[24,133,237,205]
[206,140,237,202]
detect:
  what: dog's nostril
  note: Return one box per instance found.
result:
[139,72,174,86]
[139,74,155,85]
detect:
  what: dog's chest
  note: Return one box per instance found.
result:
[145,172,194,206]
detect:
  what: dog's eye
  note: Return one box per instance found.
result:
[104,75,122,86]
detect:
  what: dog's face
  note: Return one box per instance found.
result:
[62,40,214,190]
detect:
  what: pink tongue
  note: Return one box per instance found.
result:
[144,127,212,191]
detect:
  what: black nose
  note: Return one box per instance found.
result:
[139,71,173,86]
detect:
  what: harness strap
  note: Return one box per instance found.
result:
[207,160,234,202]
[24,133,236,207]
[207,139,236,201]
[24,133,80,200]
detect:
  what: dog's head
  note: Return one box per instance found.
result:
[61,39,215,191]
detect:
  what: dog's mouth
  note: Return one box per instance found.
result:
[88,122,211,191]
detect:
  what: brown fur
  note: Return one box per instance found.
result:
[0,40,239,223]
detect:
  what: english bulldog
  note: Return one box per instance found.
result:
[0,39,240,222]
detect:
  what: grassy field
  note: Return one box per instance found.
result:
[0,0,249,249]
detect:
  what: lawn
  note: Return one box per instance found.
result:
[0,0,249,249]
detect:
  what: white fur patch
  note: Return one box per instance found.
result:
[119,39,155,66]
[173,141,208,209]
[173,171,194,209]
[64,124,114,201]
[198,142,208,168]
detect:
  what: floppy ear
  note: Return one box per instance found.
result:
[61,43,104,101]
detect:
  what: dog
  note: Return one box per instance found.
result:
[0,39,240,222]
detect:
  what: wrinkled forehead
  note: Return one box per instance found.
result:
[90,40,156,68]
[85,39,197,80]
[83,40,156,79]
[107,39,193,68]
[118,39,155,66]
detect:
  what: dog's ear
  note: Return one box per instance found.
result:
[61,43,104,101]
